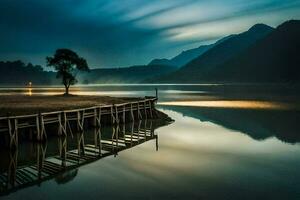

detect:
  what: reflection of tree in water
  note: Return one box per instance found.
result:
[55,169,78,185]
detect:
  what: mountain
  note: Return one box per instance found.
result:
[148,44,213,68]
[211,20,300,82]
[148,58,174,66]
[78,64,177,84]
[148,36,234,68]
[170,45,212,67]
[151,23,275,83]
[148,44,212,67]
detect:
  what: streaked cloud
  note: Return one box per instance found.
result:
[0,0,299,68]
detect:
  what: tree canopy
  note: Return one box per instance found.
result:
[46,49,89,95]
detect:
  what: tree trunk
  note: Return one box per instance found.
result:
[65,85,69,95]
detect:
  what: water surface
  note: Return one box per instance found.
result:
[0,84,300,200]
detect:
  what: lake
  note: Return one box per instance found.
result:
[0,84,300,200]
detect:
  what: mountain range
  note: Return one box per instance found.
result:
[148,44,212,68]
[150,20,300,83]
[0,19,299,85]
[148,35,233,68]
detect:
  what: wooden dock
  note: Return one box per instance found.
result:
[0,97,158,147]
[0,120,158,196]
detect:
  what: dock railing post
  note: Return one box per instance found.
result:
[36,114,40,140]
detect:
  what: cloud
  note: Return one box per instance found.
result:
[0,0,299,68]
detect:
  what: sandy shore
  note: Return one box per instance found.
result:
[0,95,142,116]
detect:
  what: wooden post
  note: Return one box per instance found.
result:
[59,136,67,167]
[111,106,115,124]
[94,127,102,156]
[98,107,102,127]
[122,123,126,138]
[130,103,134,122]
[111,126,117,156]
[62,112,67,136]
[144,101,147,119]
[58,113,62,136]
[98,127,102,156]
[14,118,18,148]
[130,121,134,146]
[77,110,84,131]
[8,150,18,187]
[155,88,158,99]
[143,120,147,140]
[8,118,18,148]
[7,118,12,148]
[137,103,142,120]
[93,108,97,127]
[39,114,47,141]
[137,120,141,142]
[77,111,80,131]
[115,125,119,150]
[94,107,101,127]
[122,105,126,124]
[77,131,85,156]
[81,110,85,130]
[115,105,119,124]
[149,100,153,118]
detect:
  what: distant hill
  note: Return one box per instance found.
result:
[78,64,177,84]
[148,58,174,66]
[211,20,300,82]
[148,35,234,68]
[148,36,233,68]
[168,35,237,67]
[148,45,211,67]
[151,23,275,83]
[0,61,176,85]
[0,61,56,85]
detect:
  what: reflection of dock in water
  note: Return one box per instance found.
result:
[0,120,159,196]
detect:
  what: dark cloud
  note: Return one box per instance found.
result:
[0,0,299,68]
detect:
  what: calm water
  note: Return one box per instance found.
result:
[0,84,300,200]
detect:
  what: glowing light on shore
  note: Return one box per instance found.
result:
[28,88,32,96]
[158,100,291,110]
[28,82,32,96]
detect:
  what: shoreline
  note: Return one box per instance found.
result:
[0,95,172,145]
[0,95,144,117]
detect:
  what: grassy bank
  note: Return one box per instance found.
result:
[0,95,142,116]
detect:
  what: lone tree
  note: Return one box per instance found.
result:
[47,49,89,95]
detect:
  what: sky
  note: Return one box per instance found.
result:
[0,0,300,68]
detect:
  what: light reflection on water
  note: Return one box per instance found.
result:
[0,87,206,97]
[0,85,300,199]
[159,100,291,110]
[3,108,300,200]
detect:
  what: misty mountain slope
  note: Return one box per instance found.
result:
[78,64,177,84]
[148,35,233,68]
[151,23,274,83]
[211,20,300,82]
[148,59,174,66]
[148,45,212,67]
